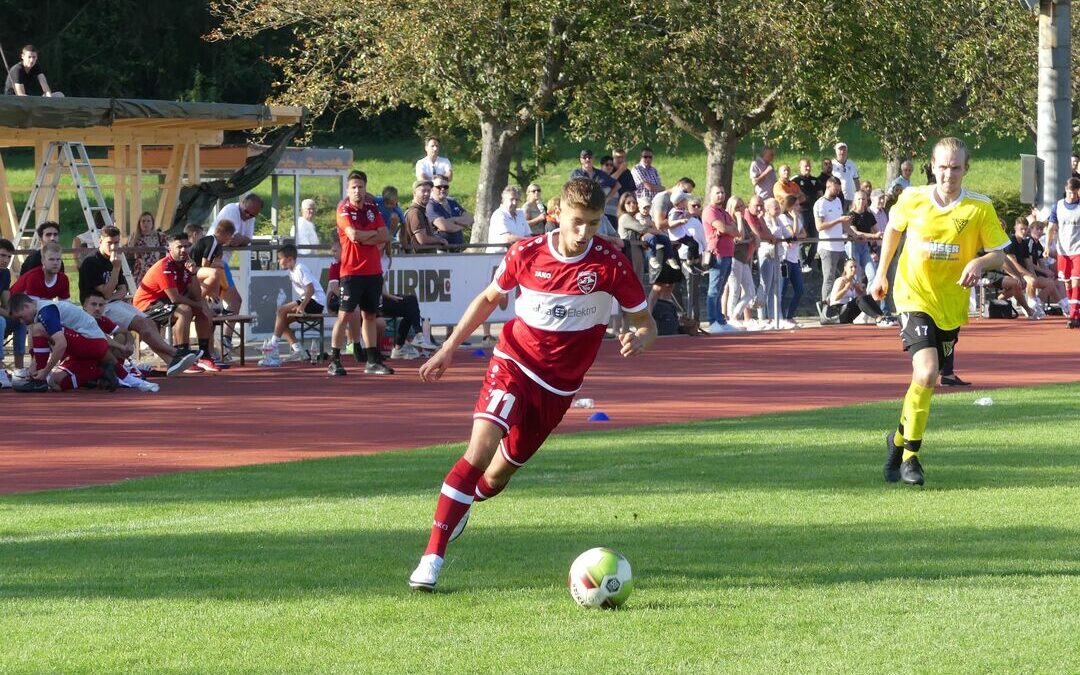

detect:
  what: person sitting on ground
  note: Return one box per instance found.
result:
[414,136,453,182]
[128,211,166,285]
[522,184,546,233]
[11,242,69,300]
[4,45,61,97]
[292,199,320,255]
[8,292,118,393]
[81,290,159,391]
[264,244,328,364]
[401,180,448,253]
[0,238,28,386]
[18,221,64,274]
[79,225,198,376]
[132,233,218,373]
[427,176,473,249]
[826,258,891,325]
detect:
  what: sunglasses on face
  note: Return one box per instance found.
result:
[642,155,653,159]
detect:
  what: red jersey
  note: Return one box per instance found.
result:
[10,267,70,300]
[95,315,120,335]
[133,257,194,310]
[336,197,385,276]
[492,232,647,394]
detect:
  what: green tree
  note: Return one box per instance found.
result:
[210,0,601,242]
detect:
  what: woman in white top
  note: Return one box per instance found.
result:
[777,194,805,327]
[757,198,791,327]
[826,258,889,324]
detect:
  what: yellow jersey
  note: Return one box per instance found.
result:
[890,186,1010,330]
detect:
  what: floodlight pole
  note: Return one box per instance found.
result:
[1036,0,1072,210]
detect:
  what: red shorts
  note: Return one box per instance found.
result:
[472,356,575,467]
[54,329,109,391]
[1058,254,1080,281]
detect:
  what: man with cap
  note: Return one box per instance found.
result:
[831,142,860,207]
[427,176,473,250]
[570,150,617,196]
[402,179,448,253]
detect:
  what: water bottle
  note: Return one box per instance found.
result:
[308,339,319,365]
[973,397,994,406]
[571,398,595,409]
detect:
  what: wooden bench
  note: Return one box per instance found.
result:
[287,313,334,361]
[211,314,254,366]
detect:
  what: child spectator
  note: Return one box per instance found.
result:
[263,244,329,365]
[666,189,702,272]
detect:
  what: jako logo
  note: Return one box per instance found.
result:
[535,270,552,279]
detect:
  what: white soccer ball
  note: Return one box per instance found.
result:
[567,547,633,609]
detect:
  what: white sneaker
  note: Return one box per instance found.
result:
[852,313,871,325]
[12,367,29,381]
[391,344,422,360]
[648,257,660,270]
[780,319,799,329]
[706,322,726,335]
[412,334,439,350]
[135,379,160,393]
[281,348,306,362]
[408,553,444,591]
[0,369,11,389]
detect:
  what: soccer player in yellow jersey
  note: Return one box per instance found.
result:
[869,137,1010,485]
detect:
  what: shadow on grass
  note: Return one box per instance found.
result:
[0,519,1077,602]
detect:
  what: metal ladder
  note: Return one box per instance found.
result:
[15,141,136,291]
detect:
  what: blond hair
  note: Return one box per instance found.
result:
[933,137,970,169]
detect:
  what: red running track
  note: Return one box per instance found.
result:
[2,319,1077,493]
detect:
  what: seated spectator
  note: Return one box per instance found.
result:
[132,233,218,373]
[401,180,448,252]
[19,221,63,274]
[826,258,890,325]
[380,288,425,360]
[487,186,530,253]
[415,136,453,182]
[292,199,320,255]
[184,223,205,242]
[128,211,166,285]
[522,183,546,233]
[0,238,27,385]
[4,45,60,97]
[8,293,117,393]
[666,189,702,271]
[81,290,158,391]
[79,225,196,376]
[192,219,241,314]
[1027,220,1068,314]
[375,186,406,240]
[427,177,473,249]
[11,242,69,300]
[263,244,328,364]
[1008,217,1057,318]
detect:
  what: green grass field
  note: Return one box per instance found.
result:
[2,382,1078,672]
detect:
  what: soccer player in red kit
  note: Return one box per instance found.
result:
[409,178,657,591]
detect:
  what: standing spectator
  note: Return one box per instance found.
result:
[544,197,561,232]
[750,146,777,202]
[631,147,663,201]
[703,185,737,334]
[19,221,63,274]
[427,177,473,249]
[772,164,802,204]
[778,195,805,328]
[599,156,625,228]
[522,184,546,233]
[617,193,648,284]
[128,212,166,285]
[208,193,263,352]
[131,233,216,373]
[401,180,448,252]
[0,238,26,384]
[887,160,915,199]
[11,242,69,300]
[1047,176,1080,327]
[793,158,822,272]
[818,157,835,191]
[847,191,880,283]
[375,186,406,241]
[486,186,531,253]
[330,170,393,376]
[1071,155,1080,182]
[414,136,453,182]
[265,244,328,363]
[4,45,60,97]
[726,196,759,329]
[814,177,853,303]
[651,177,696,234]
[757,199,786,325]
[610,148,638,198]
[831,142,860,206]
[570,150,617,228]
[291,199,320,255]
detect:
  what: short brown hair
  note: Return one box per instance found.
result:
[101,225,121,238]
[1066,176,1080,191]
[215,219,236,236]
[561,178,606,212]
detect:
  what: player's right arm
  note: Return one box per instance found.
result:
[418,282,506,383]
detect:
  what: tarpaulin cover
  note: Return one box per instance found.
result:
[0,96,275,129]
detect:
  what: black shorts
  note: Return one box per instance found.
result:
[143,300,176,326]
[301,298,324,315]
[900,312,959,364]
[982,270,1006,292]
[339,274,383,313]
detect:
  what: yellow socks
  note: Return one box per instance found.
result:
[899,382,933,459]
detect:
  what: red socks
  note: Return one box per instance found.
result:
[424,458,484,557]
[1069,284,1080,319]
[474,475,505,502]
[31,335,50,371]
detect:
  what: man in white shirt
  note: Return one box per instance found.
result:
[749,147,777,202]
[208,193,263,356]
[813,176,854,303]
[414,136,453,182]
[291,199,320,255]
[265,244,329,363]
[487,186,531,253]
[831,142,860,206]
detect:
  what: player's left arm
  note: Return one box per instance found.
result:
[34,328,67,380]
[619,308,656,357]
[959,207,1010,287]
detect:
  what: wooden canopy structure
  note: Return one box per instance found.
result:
[0,96,304,240]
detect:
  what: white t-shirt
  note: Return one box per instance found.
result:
[750,158,777,201]
[666,208,690,240]
[813,196,846,252]
[778,213,802,263]
[288,261,327,306]
[291,217,319,254]
[686,216,709,255]
[831,159,860,201]
[487,208,530,253]
[415,156,452,181]
[210,202,256,241]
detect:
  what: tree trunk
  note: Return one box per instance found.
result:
[703,129,739,196]
[884,155,904,187]
[471,118,522,245]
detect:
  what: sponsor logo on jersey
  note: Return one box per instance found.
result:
[535,270,552,279]
[920,241,961,261]
[577,270,597,294]
[367,210,376,222]
[531,302,598,319]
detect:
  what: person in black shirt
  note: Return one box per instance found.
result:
[78,225,198,375]
[846,191,880,283]
[19,221,65,274]
[4,45,59,97]
[793,158,821,270]
[191,219,243,355]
